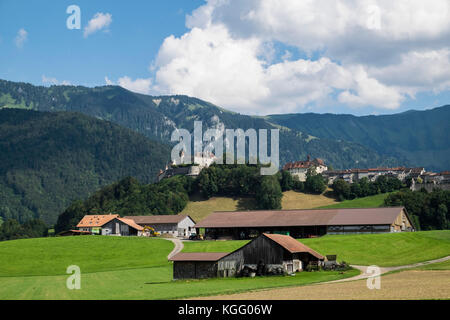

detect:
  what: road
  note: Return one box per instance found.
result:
[165,238,184,259]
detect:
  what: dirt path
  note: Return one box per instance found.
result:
[330,255,450,284]
[191,255,450,300]
[165,238,184,259]
[198,270,450,300]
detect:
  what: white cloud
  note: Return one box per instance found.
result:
[15,28,27,48]
[147,0,450,114]
[105,76,152,95]
[42,75,71,86]
[84,13,112,38]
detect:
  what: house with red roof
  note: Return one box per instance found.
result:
[76,214,144,236]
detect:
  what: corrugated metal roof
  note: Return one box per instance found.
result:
[263,233,324,259]
[124,215,192,225]
[169,252,229,262]
[194,207,405,228]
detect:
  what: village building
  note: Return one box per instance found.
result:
[194,207,414,240]
[283,156,328,182]
[77,214,144,236]
[169,233,325,279]
[124,215,196,238]
[157,151,216,181]
[323,167,426,184]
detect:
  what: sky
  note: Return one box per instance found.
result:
[1,0,450,116]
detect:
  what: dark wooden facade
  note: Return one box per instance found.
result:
[170,234,324,279]
[173,261,218,279]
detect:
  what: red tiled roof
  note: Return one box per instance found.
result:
[117,218,144,231]
[195,207,406,228]
[283,158,325,171]
[76,214,119,227]
[263,233,324,259]
[169,252,229,262]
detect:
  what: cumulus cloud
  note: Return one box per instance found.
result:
[149,0,450,114]
[105,76,152,95]
[84,13,112,38]
[42,75,71,86]
[15,28,27,48]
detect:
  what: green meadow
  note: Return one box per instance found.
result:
[1,231,448,299]
[184,231,450,267]
[0,236,357,300]
[318,192,393,209]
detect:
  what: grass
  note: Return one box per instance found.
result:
[318,192,394,209]
[180,193,257,223]
[0,236,172,277]
[181,190,338,223]
[413,259,450,271]
[0,236,357,300]
[0,265,358,300]
[281,190,337,209]
[184,231,450,267]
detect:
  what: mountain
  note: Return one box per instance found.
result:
[0,109,170,225]
[0,79,400,169]
[266,105,450,172]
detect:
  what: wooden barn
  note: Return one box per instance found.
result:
[169,233,324,280]
[195,207,415,239]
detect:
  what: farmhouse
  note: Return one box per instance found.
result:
[195,207,414,240]
[124,215,196,238]
[77,214,144,236]
[169,233,324,279]
[283,156,327,182]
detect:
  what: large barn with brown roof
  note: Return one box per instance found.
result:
[169,233,324,279]
[194,207,414,239]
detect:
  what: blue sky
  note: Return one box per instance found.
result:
[1,0,449,116]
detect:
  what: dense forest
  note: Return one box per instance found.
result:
[331,176,404,201]
[0,109,170,225]
[0,79,403,169]
[384,189,450,231]
[267,105,450,172]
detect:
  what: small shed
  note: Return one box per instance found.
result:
[169,233,324,279]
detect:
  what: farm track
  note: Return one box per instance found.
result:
[191,255,450,300]
[165,238,184,259]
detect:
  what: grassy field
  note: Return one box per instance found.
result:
[181,190,338,222]
[281,190,337,209]
[0,236,172,277]
[184,231,450,267]
[180,193,257,222]
[0,236,357,299]
[318,192,393,209]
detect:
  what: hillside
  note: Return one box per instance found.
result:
[0,79,401,169]
[267,106,450,171]
[0,109,170,225]
[182,190,338,223]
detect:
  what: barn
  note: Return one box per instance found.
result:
[169,233,324,279]
[124,215,196,238]
[194,207,414,240]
